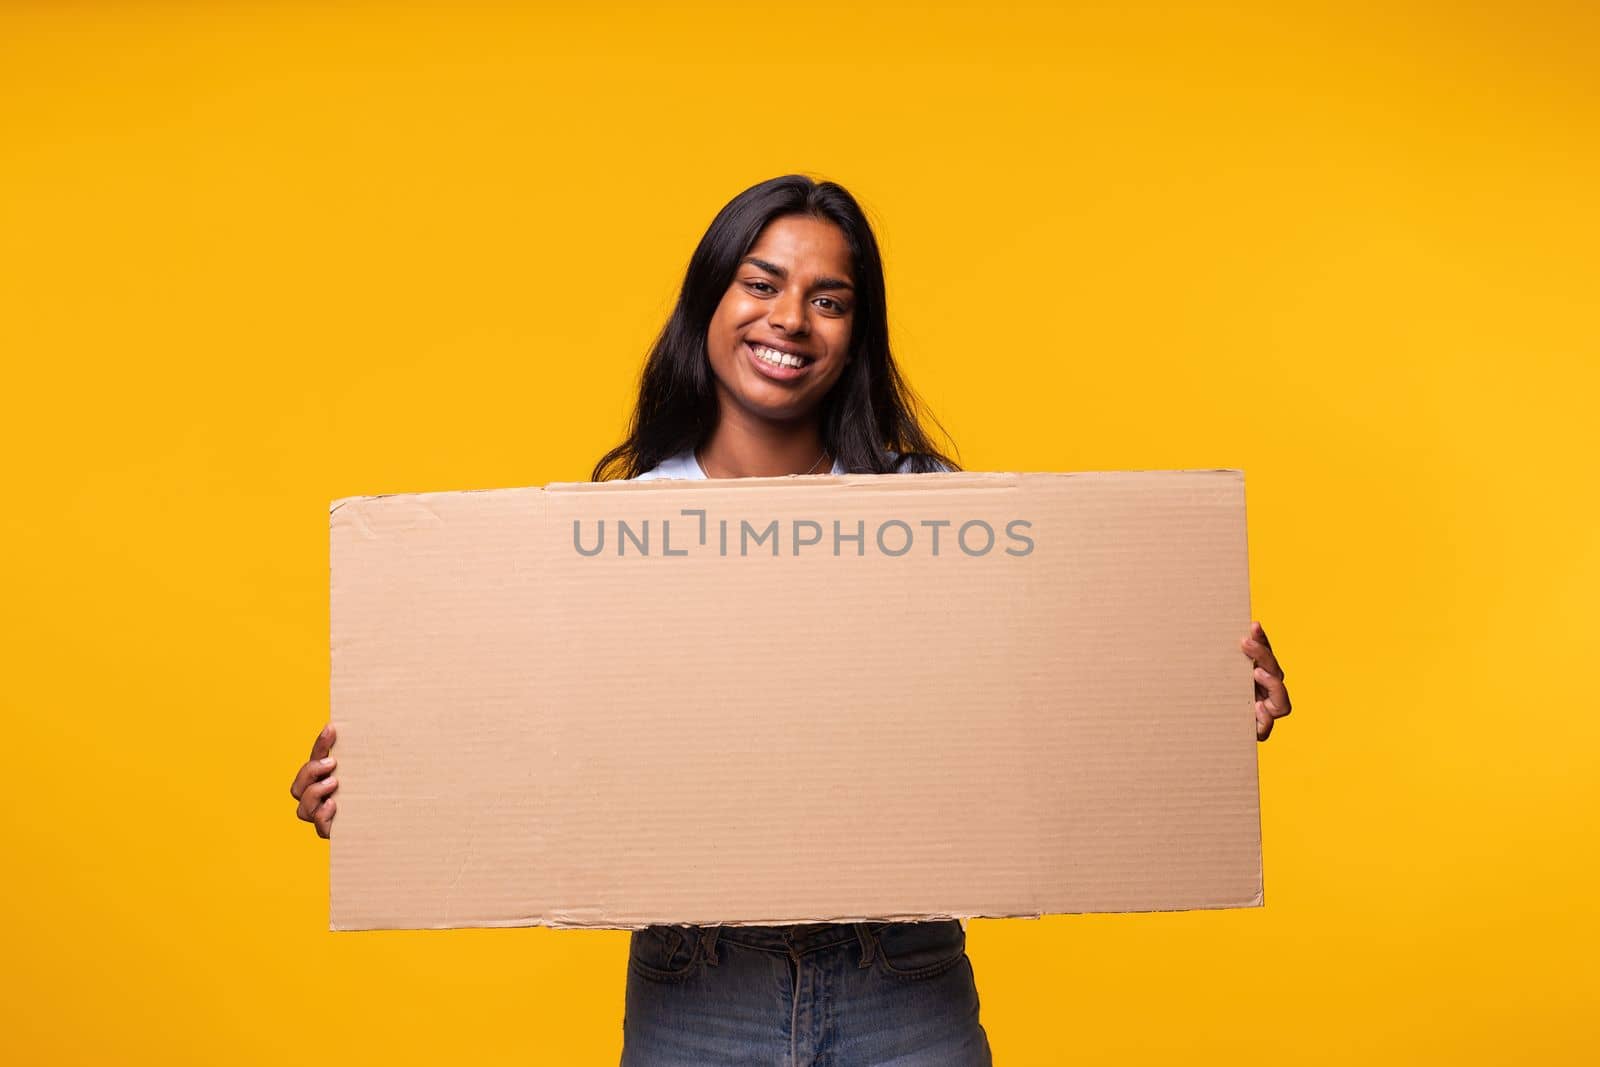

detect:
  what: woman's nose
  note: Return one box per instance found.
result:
[767,290,808,334]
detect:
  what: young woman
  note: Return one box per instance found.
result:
[290,175,1295,1065]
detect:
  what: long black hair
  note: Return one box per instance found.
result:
[591,174,959,480]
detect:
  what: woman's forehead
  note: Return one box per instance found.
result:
[748,216,854,278]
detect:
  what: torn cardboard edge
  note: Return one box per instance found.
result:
[328,467,1250,513]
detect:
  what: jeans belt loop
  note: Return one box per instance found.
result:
[697,925,723,966]
[853,923,878,969]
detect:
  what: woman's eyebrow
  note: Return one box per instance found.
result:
[741,256,855,292]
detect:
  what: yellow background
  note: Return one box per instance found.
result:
[3,2,1595,1063]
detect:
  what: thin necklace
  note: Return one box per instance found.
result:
[695,446,829,478]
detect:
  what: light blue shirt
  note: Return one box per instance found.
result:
[637,449,939,481]
[635,449,846,481]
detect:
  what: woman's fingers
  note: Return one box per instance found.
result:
[297,775,339,823]
[309,723,337,762]
[289,755,337,802]
[313,798,337,839]
[292,725,341,836]
[1254,667,1292,720]
[1241,621,1292,743]
[1240,622,1284,680]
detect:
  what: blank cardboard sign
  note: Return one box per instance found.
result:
[328,469,1261,931]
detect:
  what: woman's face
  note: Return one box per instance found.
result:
[705,214,856,425]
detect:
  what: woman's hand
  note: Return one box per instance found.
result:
[290,723,339,838]
[1240,621,1292,741]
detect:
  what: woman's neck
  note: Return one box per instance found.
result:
[695,418,829,479]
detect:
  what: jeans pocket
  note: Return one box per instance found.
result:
[628,925,705,983]
[871,920,968,981]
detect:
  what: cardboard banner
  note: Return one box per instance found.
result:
[328,469,1261,931]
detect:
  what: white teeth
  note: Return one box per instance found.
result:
[752,344,806,369]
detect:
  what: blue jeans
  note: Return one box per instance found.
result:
[620,921,993,1066]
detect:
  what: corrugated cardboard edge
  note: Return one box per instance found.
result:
[331,902,1267,934]
[329,895,1265,932]
[1242,468,1266,911]
[329,467,1248,511]
[326,466,1263,931]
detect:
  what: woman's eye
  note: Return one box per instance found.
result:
[746,280,776,294]
[815,297,846,313]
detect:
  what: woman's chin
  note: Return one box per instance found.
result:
[728,387,822,425]
[710,369,822,422]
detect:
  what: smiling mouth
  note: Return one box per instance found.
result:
[747,342,813,370]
